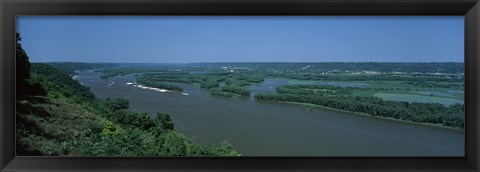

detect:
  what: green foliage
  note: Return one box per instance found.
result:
[137,73,196,84]
[123,112,156,131]
[103,97,130,111]
[225,78,251,86]
[29,63,95,101]
[271,72,464,83]
[16,96,106,156]
[100,67,186,79]
[219,85,250,96]
[154,113,175,134]
[255,85,464,128]
[209,85,250,97]
[16,33,31,90]
[136,76,184,91]
[200,79,219,89]
[374,93,463,106]
[136,72,222,87]
[158,131,190,156]
[17,62,239,156]
[78,109,238,156]
[225,73,265,85]
[158,131,239,156]
[277,85,352,95]
[188,140,239,156]
[102,120,120,137]
[209,88,236,97]
[80,127,146,156]
[16,33,47,96]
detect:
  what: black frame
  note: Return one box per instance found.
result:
[1,0,479,171]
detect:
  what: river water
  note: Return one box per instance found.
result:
[77,71,464,156]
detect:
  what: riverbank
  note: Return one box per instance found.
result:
[131,82,186,94]
[274,101,464,131]
[133,83,171,92]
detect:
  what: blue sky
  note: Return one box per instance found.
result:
[16,16,464,63]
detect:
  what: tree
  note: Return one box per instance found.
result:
[159,131,189,156]
[154,113,174,134]
[104,97,130,110]
[16,33,32,94]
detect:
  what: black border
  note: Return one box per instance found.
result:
[1,0,479,171]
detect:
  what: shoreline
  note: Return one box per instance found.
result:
[133,84,171,93]
[130,82,183,94]
[273,101,464,131]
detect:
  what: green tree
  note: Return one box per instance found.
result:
[159,131,190,156]
[16,33,32,95]
[104,97,130,111]
[154,113,174,134]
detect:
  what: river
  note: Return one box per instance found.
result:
[77,71,464,156]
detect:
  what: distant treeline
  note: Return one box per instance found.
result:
[255,85,464,129]
[100,66,217,79]
[47,62,119,75]
[266,73,464,82]
[210,85,250,97]
[188,62,464,74]
[136,77,184,92]
[100,67,187,79]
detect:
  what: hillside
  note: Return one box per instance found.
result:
[15,33,239,156]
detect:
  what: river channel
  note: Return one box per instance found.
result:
[77,71,464,156]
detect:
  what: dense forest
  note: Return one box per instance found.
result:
[16,33,239,156]
[136,77,184,92]
[210,85,251,97]
[255,85,464,128]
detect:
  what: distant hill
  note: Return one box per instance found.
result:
[46,62,119,74]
